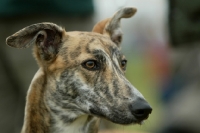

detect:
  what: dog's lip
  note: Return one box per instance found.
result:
[89,108,106,118]
[89,108,142,125]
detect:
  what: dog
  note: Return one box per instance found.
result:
[6,7,152,133]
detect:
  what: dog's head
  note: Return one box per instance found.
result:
[6,7,152,125]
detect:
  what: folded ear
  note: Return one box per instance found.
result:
[92,7,137,46]
[6,22,64,61]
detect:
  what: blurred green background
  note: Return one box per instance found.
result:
[1,0,200,133]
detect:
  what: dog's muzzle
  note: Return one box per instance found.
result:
[129,98,152,122]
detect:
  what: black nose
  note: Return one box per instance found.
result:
[130,98,152,121]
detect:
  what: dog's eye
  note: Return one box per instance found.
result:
[121,60,127,70]
[82,60,100,71]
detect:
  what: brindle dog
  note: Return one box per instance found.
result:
[6,7,152,133]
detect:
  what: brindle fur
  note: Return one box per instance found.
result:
[6,7,151,133]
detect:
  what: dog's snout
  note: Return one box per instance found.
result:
[130,98,152,121]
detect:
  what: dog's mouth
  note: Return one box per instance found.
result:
[89,108,105,118]
[89,108,147,125]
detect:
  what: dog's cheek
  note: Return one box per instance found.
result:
[77,69,100,87]
[54,70,80,101]
[54,69,93,110]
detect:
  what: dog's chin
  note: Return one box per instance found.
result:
[89,108,143,125]
[106,117,141,125]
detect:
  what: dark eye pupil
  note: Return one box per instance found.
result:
[86,61,95,68]
[121,60,127,69]
[122,61,125,66]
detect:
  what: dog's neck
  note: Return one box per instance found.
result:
[21,68,100,133]
[50,115,100,133]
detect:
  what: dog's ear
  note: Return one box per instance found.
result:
[6,22,64,61]
[92,7,137,46]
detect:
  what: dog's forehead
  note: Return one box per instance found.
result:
[61,31,122,56]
